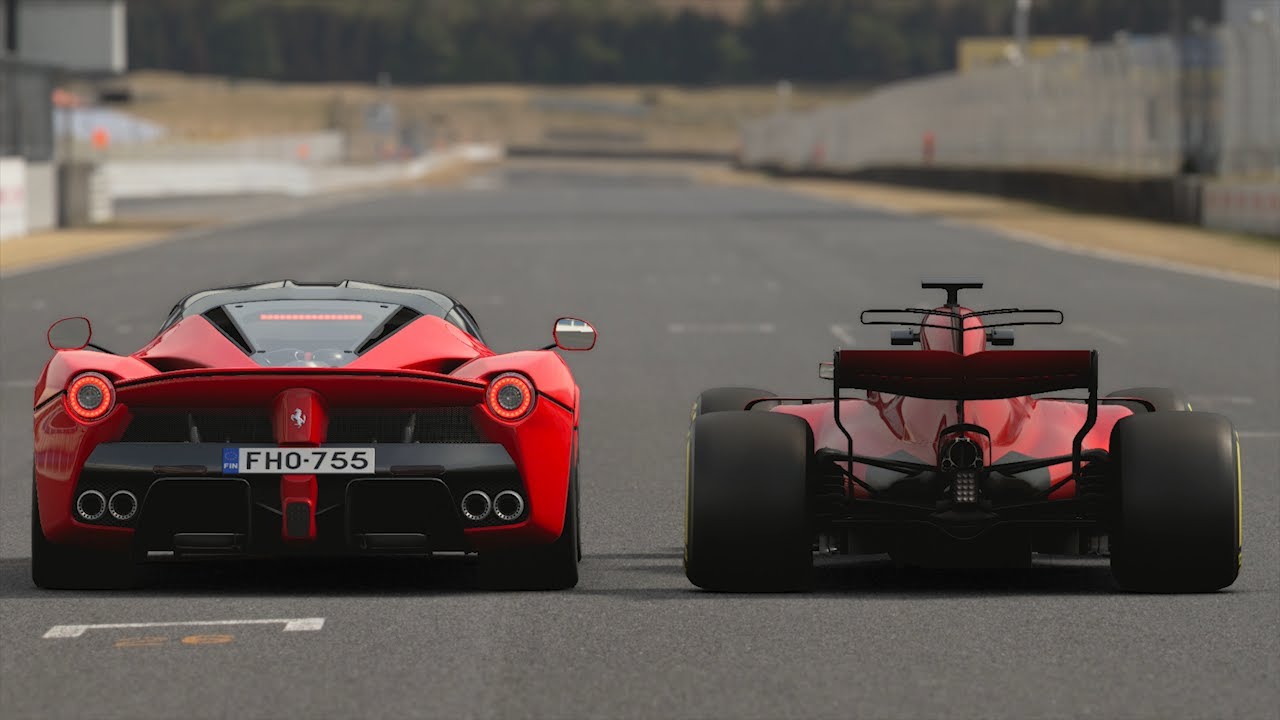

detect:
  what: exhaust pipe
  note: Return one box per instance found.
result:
[75,490,106,521]
[108,490,138,521]
[492,491,525,522]
[460,490,491,521]
[941,437,982,472]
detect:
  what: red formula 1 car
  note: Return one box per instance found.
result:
[32,280,596,590]
[685,281,1242,593]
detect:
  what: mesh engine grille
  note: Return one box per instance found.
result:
[195,412,275,443]
[329,408,483,443]
[414,407,484,443]
[120,408,482,443]
[120,411,273,443]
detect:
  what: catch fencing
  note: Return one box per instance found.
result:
[741,22,1279,181]
[1218,20,1280,176]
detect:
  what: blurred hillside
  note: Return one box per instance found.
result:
[117,72,861,154]
[128,0,1224,85]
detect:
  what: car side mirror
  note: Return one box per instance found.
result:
[817,361,834,380]
[987,328,1016,346]
[890,328,920,345]
[553,317,596,351]
[48,317,92,351]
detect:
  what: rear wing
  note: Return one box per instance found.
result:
[832,349,1096,400]
[829,349,1099,490]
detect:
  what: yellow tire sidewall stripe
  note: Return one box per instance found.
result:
[684,404,696,566]
[1235,431,1243,568]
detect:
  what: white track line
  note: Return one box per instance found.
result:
[43,618,325,639]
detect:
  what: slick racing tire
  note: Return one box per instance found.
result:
[31,474,143,590]
[1107,387,1191,413]
[1109,412,1241,593]
[685,411,812,592]
[693,387,778,417]
[478,469,579,591]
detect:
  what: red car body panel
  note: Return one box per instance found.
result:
[772,306,1138,500]
[776,397,1131,499]
[274,388,325,543]
[35,306,580,554]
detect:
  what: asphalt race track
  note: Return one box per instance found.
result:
[2,164,1277,719]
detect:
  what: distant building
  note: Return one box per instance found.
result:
[7,0,126,75]
[0,0,126,235]
[956,36,1090,73]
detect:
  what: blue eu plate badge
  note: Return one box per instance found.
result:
[222,447,239,474]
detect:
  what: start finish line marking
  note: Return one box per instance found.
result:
[43,618,325,639]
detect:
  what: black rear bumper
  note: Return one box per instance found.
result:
[74,442,522,555]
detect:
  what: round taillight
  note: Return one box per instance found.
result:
[66,373,114,421]
[485,373,534,421]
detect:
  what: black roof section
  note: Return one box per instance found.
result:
[169,280,462,320]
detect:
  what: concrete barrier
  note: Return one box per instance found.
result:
[102,160,313,198]
[0,157,27,240]
[87,131,346,163]
[1202,180,1280,236]
[3,159,102,238]
[58,162,114,226]
[507,146,733,162]
[25,161,58,232]
[102,144,501,200]
[772,165,1205,225]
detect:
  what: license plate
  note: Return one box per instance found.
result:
[222,448,375,474]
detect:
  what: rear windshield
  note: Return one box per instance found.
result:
[220,300,414,367]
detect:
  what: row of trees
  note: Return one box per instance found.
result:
[127,0,1224,85]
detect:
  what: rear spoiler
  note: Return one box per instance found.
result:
[829,349,1099,489]
[832,349,1097,400]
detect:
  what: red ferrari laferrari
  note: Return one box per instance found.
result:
[685,281,1242,593]
[32,280,595,590]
